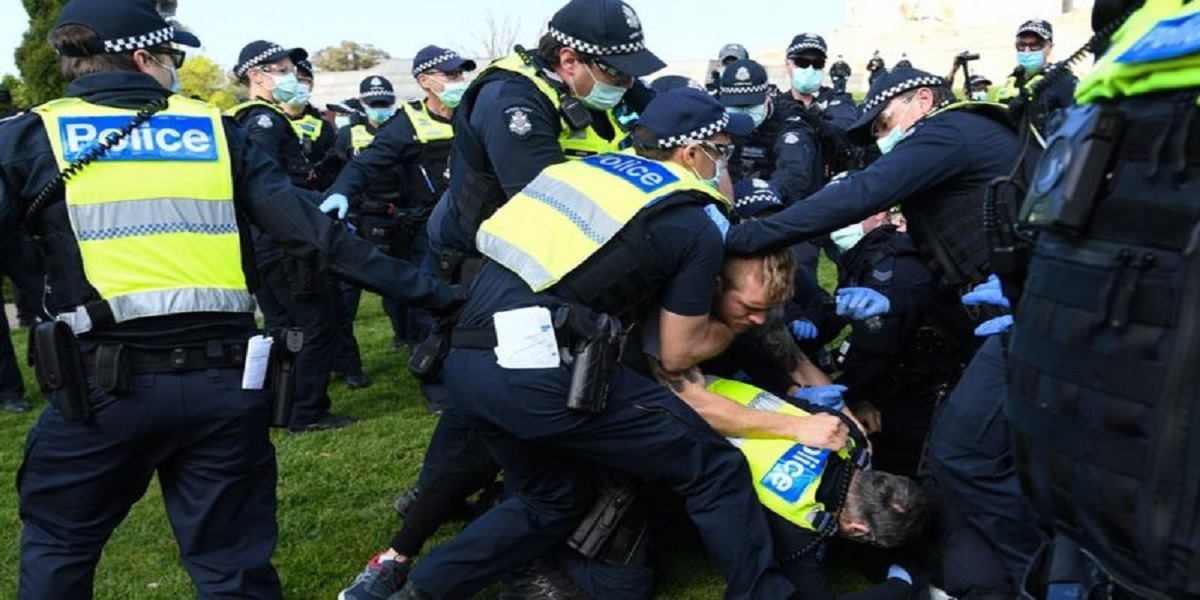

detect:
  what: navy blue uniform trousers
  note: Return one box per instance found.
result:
[17,369,280,599]
[929,336,1044,596]
[408,348,794,600]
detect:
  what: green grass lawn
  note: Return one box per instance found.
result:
[0,258,859,598]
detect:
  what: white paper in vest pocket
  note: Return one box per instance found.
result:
[494,306,561,369]
[242,334,274,389]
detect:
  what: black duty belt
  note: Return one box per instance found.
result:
[82,344,246,377]
[450,325,577,350]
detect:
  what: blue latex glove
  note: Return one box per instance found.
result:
[792,384,848,410]
[975,314,1014,337]
[961,274,1010,308]
[835,287,890,320]
[788,319,818,341]
[318,193,349,220]
[887,564,913,585]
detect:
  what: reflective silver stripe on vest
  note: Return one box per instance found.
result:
[68,198,238,242]
[524,176,627,244]
[476,232,557,291]
[55,288,255,334]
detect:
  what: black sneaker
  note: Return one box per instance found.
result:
[500,558,590,600]
[344,372,371,389]
[0,396,31,413]
[288,413,358,434]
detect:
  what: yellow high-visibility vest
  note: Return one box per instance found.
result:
[35,96,253,332]
[401,100,454,143]
[477,152,728,292]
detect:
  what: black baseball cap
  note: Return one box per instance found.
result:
[235,40,307,78]
[53,0,200,57]
[719,60,769,107]
[547,0,665,77]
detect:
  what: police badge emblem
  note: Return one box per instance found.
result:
[783,132,801,145]
[735,67,750,82]
[507,107,532,138]
[256,114,274,129]
[622,4,640,29]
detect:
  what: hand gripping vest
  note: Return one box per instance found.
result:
[707,378,865,535]
[1008,1,1200,595]
[34,96,254,333]
[476,152,727,294]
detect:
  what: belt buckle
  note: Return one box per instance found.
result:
[169,348,188,370]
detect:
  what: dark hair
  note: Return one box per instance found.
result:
[630,125,675,161]
[898,85,956,108]
[850,470,929,548]
[536,32,597,69]
[48,25,170,81]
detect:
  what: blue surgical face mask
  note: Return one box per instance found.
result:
[875,97,916,155]
[437,80,469,108]
[831,222,865,252]
[1017,50,1045,73]
[334,115,351,129]
[791,66,824,94]
[970,90,989,101]
[728,103,768,128]
[150,55,181,94]
[269,72,302,104]
[286,83,312,108]
[366,106,395,124]
[578,65,627,111]
[692,146,725,191]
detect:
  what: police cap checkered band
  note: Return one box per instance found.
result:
[861,74,947,113]
[548,25,647,57]
[413,51,459,74]
[235,42,306,78]
[735,189,779,209]
[654,113,730,149]
[102,25,172,53]
[719,82,769,96]
[787,34,827,57]
[1017,19,1052,41]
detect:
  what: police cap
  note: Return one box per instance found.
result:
[295,59,314,78]
[733,179,783,220]
[1017,19,1053,42]
[649,74,703,94]
[848,66,948,144]
[359,75,396,106]
[412,45,477,76]
[634,87,753,149]
[235,40,307,78]
[967,74,992,87]
[53,0,200,57]
[719,59,769,107]
[787,33,827,58]
[548,0,665,77]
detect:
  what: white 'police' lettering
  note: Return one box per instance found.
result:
[584,153,680,193]
[761,444,830,504]
[58,115,219,163]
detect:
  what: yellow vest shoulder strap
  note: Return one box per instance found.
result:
[401,100,455,143]
[482,53,564,111]
[225,99,287,119]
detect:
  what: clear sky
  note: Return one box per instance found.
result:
[0,0,848,77]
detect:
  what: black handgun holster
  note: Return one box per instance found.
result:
[266,328,304,428]
[31,321,91,422]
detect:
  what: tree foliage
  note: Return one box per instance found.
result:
[312,41,391,72]
[179,54,240,110]
[15,0,69,106]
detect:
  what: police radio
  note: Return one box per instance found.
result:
[514,44,592,132]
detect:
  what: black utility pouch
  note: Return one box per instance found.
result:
[267,328,304,428]
[409,324,451,383]
[566,314,622,413]
[31,321,91,422]
[92,344,133,394]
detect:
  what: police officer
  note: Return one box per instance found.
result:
[230,40,355,432]
[994,19,1078,135]
[1008,0,1200,596]
[782,33,859,131]
[426,0,661,266]
[829,55,852,95]
[966,74,993,101]
[866,50,887,86]
[707,42,749,92]
[2,0,456,596]
[392,88,823,600]
[287,58,338,186]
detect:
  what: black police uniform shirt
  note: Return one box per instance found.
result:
[435,63,656,253]
[457,200,724,330]
[774,85,860,132]
[730,100,823,205]
[726,109,1019,256]
[298,104,339,188]
[231,97,315,190]
[0,71,454,347]
[328,114,414,214]
[1004,64,1078,134]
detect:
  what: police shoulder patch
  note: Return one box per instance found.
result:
[505,106,533,139]
[782,131,801,144]
[256,114,274,129]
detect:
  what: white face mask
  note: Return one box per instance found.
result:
[831,222,866,252]
[335,115,351,129]
[970,90,988,101]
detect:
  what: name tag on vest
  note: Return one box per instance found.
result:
[583,154,679,193]
[59,115,219,162]
[1117,11,1200,64]
[761,444,830,503]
